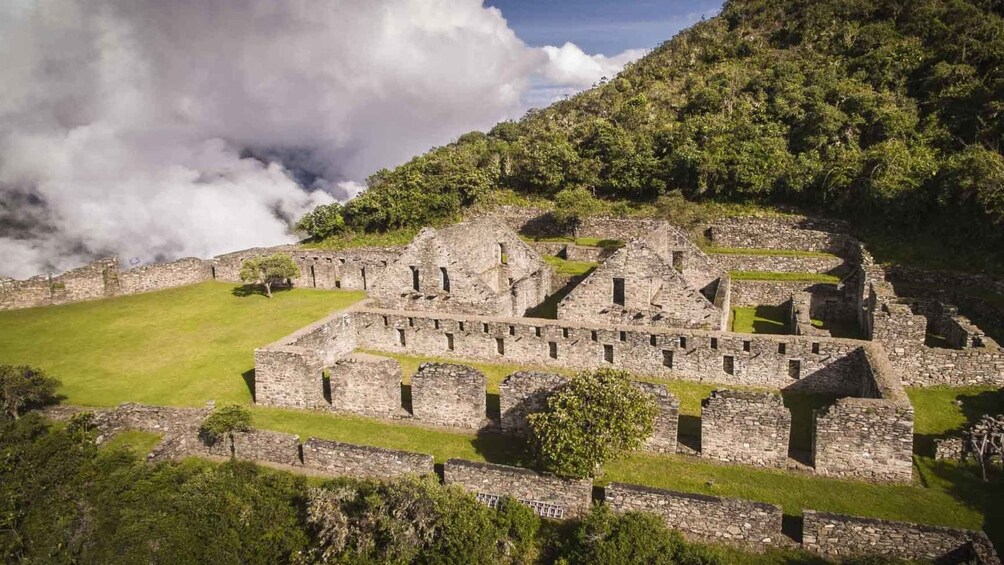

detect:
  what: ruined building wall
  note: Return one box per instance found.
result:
[558,240,723,330]
[353,308,878,394]
[253,312,356,408]
[701,390,791,468]
[710,253,847,276]
[211,245,398,291]
[410,363,486,429]
[498,372,568,434]
[812,347,914,482]
[634,381,680,453]
[444,459,592,519]
[327,353,402,417]
[117,258,213,295]
[605,482,784,546]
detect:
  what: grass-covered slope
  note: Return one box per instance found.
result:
[326,0,1003,270]
[0,282,365,406]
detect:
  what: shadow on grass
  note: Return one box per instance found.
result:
[230,284,293,298]
[783,392,837,454]
[241,369,256,402]
[921,457,1004,555]
[752,305,790,334]
[914,389,1004,457]
[470,430,526,466]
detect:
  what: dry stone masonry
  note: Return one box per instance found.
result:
[443,459,592,519]
[701,390,791,468]
[327,353,403,417]
[302,438,435,479]
[604,482,785,546]
[410,363,487,429]
[498,371,569,434]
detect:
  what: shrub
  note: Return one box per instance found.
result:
[0,365,61,420]
[199,404,252,458]
[528,368,656,478]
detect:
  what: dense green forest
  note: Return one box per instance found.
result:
[322,0,1004,262]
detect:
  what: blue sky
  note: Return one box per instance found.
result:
[487,0,724,55]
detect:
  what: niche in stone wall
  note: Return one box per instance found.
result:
[397,329,406,346]
[662,350,673,368]
[613,278,626,306]
[788,359,801,379]
[723,355,735,375]
[446,333,455,351]
[496,337,505,356]
[440,267,451,292]
[603,344,614,363]
[548,341,558,359]
[410,266,420,291]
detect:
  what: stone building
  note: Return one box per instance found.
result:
[368,217,551,316]
[557,238,728,330]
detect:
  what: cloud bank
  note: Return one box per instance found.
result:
[0,0,645,278]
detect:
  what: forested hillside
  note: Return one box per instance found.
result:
[319,0,1004,261]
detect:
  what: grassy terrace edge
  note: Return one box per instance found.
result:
[729,270,842,283]
[705,247,840,259]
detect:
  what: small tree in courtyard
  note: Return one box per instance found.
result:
[239,253,301,297]
[200,404,252,459]
[528,368,656,478]
[0,365,61,420]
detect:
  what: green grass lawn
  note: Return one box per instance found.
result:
[520,235,624,249]
[541,255,598,276]
[100,430,163,455]
[0,282,365,407]
[731,305,790,334]
[706,247,839,259]
[730,271,841,283]
[302,227,418,249]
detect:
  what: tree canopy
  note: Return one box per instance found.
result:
[0,365,60,420]
[299,0,1004,265]
[239,254,301,297]
[528,369,657,478]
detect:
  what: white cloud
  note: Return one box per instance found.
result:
[540,42,647,89]
[0,0,641,278]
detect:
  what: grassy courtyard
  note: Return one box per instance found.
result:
[731,305,790,334]
[4,282,1003,549]
[0,281,365,407]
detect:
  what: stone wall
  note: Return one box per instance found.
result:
[302,438,434,479]
[706,216,853,255]
[444,459,592,519]
[211,245,399,291]
[701,390,790,467]
[118,258,212,294]
[634,382,680,453]
[254,311,358,409]
[730,280,856,322]
[604,482,784,546]
[812,399,914,482]
[498,371,568,434]
[557,239,724,330]
[710,253,846,276]
[353,307,880,394]
[227,429,302,466]
[802,511,1000,564]
[328,353,403,417]
[410,363,486,429]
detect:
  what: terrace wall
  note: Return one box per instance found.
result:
[327,353,403,417]
[604,482,784,546]
[302,438,435,479]
[444,459,592,519]
[410,363,486,429]
[802,511,1000,564]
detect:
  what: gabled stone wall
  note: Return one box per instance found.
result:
[410,363,486,429]
[444,459,592,519]
[701,390,790,467]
